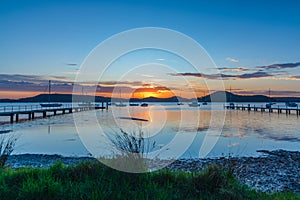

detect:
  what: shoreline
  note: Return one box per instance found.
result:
[6,149,300,194]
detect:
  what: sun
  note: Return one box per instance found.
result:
[131,85,175,99]
[142,92,159,98]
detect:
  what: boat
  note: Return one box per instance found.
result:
[227,86,235,109]
[78,102,99,107]
[265,103,272,109]
[115,89,127,107]
[188,99,200,107]
[140,103,148,107]
[285,102,297,107]
[177,89,184,105]
[265,88,274,109]
[78,102,93,107]
[40,80,62,108]
[202,91,208,105]
[115,103,127,107]
[140,94,148,107]
[78,86,96,107]
[129,103,139,106]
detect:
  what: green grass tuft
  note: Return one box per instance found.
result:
[0,161,298,200]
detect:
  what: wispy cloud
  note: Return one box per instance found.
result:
[226,57,239,63]
[65,63,78,66]
[0,74,67,83]
[238,71,273,79]
[140,74,154,78]
[257,62,300,70]
[217,67,251,72]
[170,71,273,80]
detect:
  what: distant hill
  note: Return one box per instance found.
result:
[199,91,270,102]
[199,91,300,102]
[0,94,109,103]
[0,92,300,103]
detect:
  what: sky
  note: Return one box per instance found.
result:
[0,0,300,99]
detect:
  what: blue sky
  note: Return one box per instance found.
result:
[0,0,300,98]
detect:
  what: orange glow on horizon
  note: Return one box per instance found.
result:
[0,91,42,99]
[131,86,175,99]
[0,91,73,99]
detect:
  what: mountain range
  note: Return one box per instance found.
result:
[0,91,299,103]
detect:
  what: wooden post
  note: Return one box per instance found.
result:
[10,114,14,123]
[32,112,35,119]
[43,111,46,118]
[16,114,19,122]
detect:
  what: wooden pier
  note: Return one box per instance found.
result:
[224,104,300,116]
[0,102,109,124]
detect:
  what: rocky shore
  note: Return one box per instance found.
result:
[6,149,300,194]
[166,150,300,194]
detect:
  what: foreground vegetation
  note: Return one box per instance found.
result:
[0,162,299,200]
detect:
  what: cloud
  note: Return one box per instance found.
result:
[257,62,300,70]
[169,71,273,80]
[134,86,171,93]
[140,74,154,78]
[0,74,74,93]
[238,71,273,79]
[169,72,229,79]
[288,75,300,80]
[0,74,68,83]
[226,57,239,63]
[65,63,78,66]
[217,67,251,72]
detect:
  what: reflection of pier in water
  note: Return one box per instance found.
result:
[225,104,300,116]
[0,102,109,124]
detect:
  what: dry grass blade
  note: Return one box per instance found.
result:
[0,133,18,168]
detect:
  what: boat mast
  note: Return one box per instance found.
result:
[229,86,232,102]
[48,80,51,103]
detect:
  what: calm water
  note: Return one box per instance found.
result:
[0,102,299,158]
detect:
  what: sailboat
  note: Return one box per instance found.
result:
[78,86,97,107]
[285,102,297,107]
[140,94,148,107]
[177,89,184,105]
[188,99,200,107]
[202,91,208,105]
[40,80,62,107]
[129,92,139,106]
[229,86,235,109]
[115,89,127,107]
[265,88,274,109]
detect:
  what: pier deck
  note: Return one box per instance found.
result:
[0,103,108,123]
[225,104,300,116]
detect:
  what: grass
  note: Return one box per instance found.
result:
[0,133,18,168]
[105,128,157,173]
[0,161,299,200]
